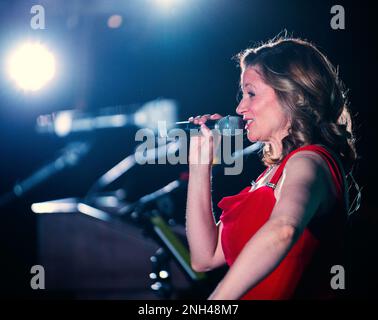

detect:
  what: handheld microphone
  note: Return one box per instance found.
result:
[175,115,245,136]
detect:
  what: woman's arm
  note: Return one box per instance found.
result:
[186,166,226,272]
[208,152,332,299]
[186,114,226,272]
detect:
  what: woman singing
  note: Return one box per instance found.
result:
[185,37,358,299]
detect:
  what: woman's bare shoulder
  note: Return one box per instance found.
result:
[282,150,338,200]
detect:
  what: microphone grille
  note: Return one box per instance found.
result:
[215,116,244,136]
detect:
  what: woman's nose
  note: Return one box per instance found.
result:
[236,101,246,115]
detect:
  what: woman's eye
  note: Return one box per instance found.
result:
[248,92,255,97]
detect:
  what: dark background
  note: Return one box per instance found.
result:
[0,0,376,299]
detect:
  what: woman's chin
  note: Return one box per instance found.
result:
[247,132,259,143]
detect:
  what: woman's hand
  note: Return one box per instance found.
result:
[188,113,223,167]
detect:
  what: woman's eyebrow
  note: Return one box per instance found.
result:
[241,83,256,90]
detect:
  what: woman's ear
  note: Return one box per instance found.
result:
[337,106,352,133]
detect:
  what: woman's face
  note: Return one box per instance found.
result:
[236,66,290,143]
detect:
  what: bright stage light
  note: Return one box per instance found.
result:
[154,0,182,10]
[54,111,73,137]
[6,42,56,91]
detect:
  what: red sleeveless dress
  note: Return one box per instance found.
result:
[218,145,347,299]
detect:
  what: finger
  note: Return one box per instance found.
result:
[210,113,223,120]
[193,115,202,124]
[188,116,194,122]
[199,114,211,124]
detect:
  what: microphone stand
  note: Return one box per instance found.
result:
[0,141,91,207]
[83,140,181,203]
